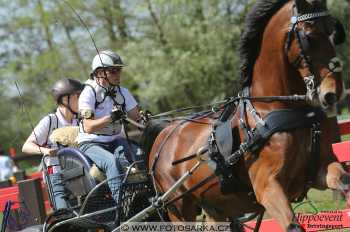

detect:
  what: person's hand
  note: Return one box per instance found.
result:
[110,108,125,123]
[140,110,152,123]
[43,148,58,156]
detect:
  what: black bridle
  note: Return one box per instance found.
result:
[284,2,343,103]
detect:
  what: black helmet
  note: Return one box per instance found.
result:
[52,78,84,104]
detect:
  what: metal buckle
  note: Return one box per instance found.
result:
[303,75,316,101]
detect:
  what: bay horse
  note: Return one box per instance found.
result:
[143,0,348,231]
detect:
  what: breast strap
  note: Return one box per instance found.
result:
[226,88,325,165]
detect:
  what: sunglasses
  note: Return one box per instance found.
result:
[105,67,122,74]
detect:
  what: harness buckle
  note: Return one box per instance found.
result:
[227,142,248,165]
[303,75,316,101]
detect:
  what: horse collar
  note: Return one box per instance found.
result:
[224,91,326,166]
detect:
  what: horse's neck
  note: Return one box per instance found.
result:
[250,3,305,101]
[251,58,304,97]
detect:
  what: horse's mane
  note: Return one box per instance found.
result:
[139,119,170,159]
[139,111,216,167]
[239,0,289,87]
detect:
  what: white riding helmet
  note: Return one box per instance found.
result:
[91,50,126,73]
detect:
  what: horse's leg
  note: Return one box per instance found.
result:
[257,179,305,232]
[316,118,350,191]
[167,210,183,222]
[248,131,305,231]
[166,195,198,221]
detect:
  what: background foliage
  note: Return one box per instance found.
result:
[0,0,349,151]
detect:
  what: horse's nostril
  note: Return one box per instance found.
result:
[324,92,338,106]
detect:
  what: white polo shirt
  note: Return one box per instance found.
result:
[78,80,137,144]
[29,109,78,165]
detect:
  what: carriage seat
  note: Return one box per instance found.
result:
[57,147,147,197]
[57,148,98,197]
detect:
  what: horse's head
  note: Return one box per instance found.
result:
[285,0,346,113]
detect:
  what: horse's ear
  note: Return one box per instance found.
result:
[330,18,346,46]
[295,0,312,14]
[296,0,327,13]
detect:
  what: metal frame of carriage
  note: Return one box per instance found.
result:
[45,173,154,232]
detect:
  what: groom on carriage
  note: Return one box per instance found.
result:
[22,78,84,211]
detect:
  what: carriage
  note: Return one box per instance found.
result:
[14,127,158,232]
[42,147,155,232]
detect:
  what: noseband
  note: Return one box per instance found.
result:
[285,2,343,102]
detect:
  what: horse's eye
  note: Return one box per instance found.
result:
[305,21,315,26]
[303,21,315,30]
[301,21,318,37]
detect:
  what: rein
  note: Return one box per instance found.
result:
[149,101,227,119]
[149,94,308,121]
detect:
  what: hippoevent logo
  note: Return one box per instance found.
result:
[296,210,344,231]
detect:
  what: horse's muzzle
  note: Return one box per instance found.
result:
[318,73,343,114]
[319,91,338,117]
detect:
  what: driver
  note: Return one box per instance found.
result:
[77,50,140,206]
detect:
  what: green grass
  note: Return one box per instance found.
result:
[292,189,348,214]
[260,189,348,220]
